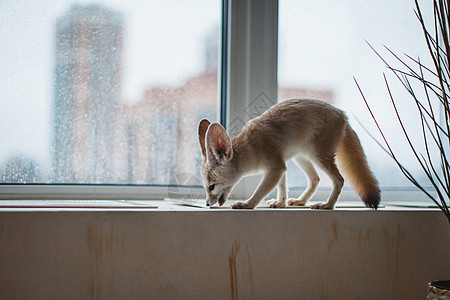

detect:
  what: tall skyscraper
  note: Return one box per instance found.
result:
[52,4,123,183]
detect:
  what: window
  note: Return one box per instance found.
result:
[278,0,437,194]
[0,1,220,187]
[1,0,439,203]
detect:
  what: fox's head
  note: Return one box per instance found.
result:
[198,119,238,206]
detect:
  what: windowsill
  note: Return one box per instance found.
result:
[0,199,441,211]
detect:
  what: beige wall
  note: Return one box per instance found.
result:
[0,210,449,299]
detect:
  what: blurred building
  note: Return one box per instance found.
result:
[52,4,123,183]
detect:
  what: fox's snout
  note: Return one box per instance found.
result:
[206,198,215,207]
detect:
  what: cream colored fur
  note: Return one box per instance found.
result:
[198,99,380,209]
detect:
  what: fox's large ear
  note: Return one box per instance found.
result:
[198,119,211,159]
[206,123,233,165]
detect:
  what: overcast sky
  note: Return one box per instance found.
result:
[1,0,435,186]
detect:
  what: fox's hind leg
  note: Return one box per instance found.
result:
[288,156,320,207]
[267,172,287,208]
[310,156,344,210]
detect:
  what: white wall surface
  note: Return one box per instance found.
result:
[0,209,449,299]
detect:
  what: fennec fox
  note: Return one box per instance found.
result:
[198,99,380,209]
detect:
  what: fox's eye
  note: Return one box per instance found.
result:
[208,184,215,191]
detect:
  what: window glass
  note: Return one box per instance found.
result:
[279,0,435,189]
[0,0,220,185]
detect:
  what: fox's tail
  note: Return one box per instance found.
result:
[336,123,380,209]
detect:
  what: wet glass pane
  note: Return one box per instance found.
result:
[1,1,220,184]
[279,0,437,189]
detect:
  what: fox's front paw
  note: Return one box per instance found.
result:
[288,199,307,207]
[310,203,334,210]
[232,201,254,209]
[267,199,286,208]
